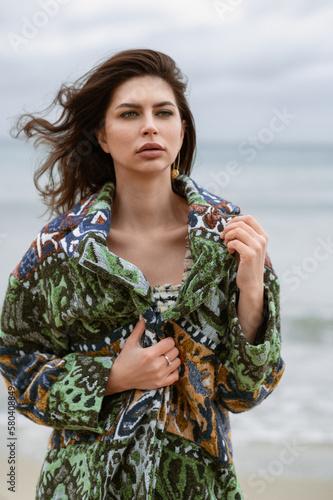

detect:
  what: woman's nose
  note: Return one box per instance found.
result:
[141,114,159,135]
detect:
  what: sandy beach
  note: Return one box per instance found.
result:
[1,456,332,500]
[238,475,333,500]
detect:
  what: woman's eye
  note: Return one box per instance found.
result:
[120,110,173,118]
[157,110,173,117]
[120,111,138,118]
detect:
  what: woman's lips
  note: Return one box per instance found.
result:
[137,149,165,158]
[137,142,163,152]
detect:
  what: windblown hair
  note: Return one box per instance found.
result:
[13,49,197,215]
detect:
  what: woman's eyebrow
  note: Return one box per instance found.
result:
[115,101,176,110]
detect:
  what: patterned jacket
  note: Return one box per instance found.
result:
[0,175,284,499]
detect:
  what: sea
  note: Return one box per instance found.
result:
[0,138,332,481]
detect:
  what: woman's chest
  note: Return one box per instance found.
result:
[107,226,189,288]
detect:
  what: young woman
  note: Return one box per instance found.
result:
[0,49,284,499]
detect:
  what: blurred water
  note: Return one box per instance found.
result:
[0,139,332,467]
[193,141,333,320]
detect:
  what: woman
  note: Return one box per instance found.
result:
[0,49,284,499]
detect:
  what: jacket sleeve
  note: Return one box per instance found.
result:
[0,274,114,432]
[214,254,285,413]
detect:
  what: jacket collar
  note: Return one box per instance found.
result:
[59,175,240,316]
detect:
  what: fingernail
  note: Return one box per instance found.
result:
[139,314,146,323]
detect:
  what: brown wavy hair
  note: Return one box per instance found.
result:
[13,49,197,215]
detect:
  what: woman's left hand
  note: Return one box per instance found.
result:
[220,215,268,293]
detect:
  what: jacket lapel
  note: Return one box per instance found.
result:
[163,208,236,320]
[58,176,239,317]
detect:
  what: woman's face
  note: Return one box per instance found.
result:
[97,76,186,179]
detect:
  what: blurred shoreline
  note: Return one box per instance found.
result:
[1,451,333,500]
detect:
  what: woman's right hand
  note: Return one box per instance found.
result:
[104,316,181,395]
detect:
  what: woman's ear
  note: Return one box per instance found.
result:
[181,119,186,139]
[179,119,186,147]
[96,128,110,154]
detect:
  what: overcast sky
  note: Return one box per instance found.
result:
[1,0,332,145]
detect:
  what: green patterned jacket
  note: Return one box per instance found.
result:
[0,175,284,499]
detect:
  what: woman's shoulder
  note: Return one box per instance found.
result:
[12,190,103,282]
[182,175,241,216]
[178,176,241,240]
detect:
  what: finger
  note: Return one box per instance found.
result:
[125,315,146,346]
[161,348,179,369]
[222,220,259,240]
[222,224,268,253]
[226,239,257,258]
[222,215,268,240]
[224,227,264,251]
[162,354,182,372]
[164,367,180,386]
[165,346,180,363]
[151,336,175,356]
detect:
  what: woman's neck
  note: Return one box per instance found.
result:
[110,171,188,233]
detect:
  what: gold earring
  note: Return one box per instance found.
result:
[171,153,180,179]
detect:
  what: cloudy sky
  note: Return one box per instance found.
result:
[1,0,332,145]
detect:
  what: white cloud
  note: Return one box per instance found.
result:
[1,0,332,143]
